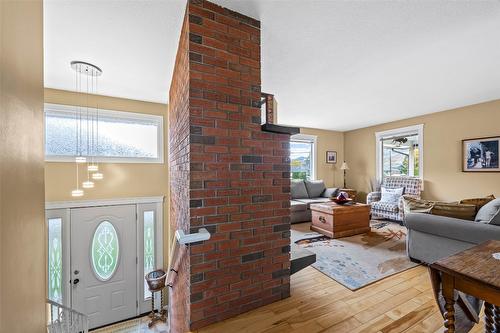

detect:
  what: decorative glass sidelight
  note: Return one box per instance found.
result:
[91,221,119,281]
[143,211,155,299]
[48,218,63,303]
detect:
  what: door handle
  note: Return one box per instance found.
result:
[73,278,80,285]
[319,216,326,223]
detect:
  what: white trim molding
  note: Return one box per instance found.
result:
[375,124,424,187]
[291,133,318,180]
[45,196,164,210]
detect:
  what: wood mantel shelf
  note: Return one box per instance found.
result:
[261,123,300,135]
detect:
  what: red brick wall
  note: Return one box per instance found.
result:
[169,1,291,331]
[187,1,291,330]
[168,10,191,333]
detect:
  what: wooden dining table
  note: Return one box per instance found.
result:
[429,240,500,333]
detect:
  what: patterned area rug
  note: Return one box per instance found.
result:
[293,221,418,290]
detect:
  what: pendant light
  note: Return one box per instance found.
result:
[71,162,84,197]
[91,70,104,181]
[83,71,94,189]
[88,71,100,173]
[70,61,102,197]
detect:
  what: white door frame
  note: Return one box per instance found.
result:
[45,196,164,318]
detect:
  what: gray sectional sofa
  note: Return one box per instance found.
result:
[291,179,338,224]
[406,198,500,263]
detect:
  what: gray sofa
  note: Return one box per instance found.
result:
[291,179,338,224]
[406,199,500,263]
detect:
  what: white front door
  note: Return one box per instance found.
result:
[71,205,137,329]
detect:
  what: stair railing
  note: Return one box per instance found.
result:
[46,298,88,333]
[165,228,210,329]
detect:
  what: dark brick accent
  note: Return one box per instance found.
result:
[189,14,203,25]
[189,32,203,43]
[190,125,202,135]
[190,135,215,144]
[241,251,264,263]
[189,52,202,62]
[251,116,261,124]
[281,245,291,254]
[242,155,262,164]
[251,100,261,108]
[190,163,203,171]
[190,180,203,189]
[190,292,204,303]
[190,199,203,208]
[252,195,272,203]
[191,273,204,284]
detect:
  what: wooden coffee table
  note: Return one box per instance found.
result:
[430,240,500,333]
[309,201,371,238]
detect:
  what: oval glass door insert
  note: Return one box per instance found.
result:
[91,221,119,281]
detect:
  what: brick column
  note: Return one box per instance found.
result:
[169,1,291,331]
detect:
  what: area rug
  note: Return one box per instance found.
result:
[293,221,418,290]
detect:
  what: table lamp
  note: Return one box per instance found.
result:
[340,161,349,189]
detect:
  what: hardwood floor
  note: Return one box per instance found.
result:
[196,264,486,333]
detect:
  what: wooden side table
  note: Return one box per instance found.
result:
[430,240,500,332]
[339,189,357,201]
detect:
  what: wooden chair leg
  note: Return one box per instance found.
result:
[484,302,495,333]
[494,305,500,331]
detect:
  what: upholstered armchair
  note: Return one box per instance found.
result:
[367,176,422,222]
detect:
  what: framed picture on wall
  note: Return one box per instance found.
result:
[462,136,500,172]
[326,151,337,164]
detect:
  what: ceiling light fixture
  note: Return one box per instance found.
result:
[70,60,103,197]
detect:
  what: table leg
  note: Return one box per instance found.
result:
[442,273,456,333]
[484,302,494,333]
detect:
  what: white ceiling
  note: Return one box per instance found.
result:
[44,0,500,131]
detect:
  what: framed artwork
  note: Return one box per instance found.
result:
[462,136,500,172]
[326,151,337,164]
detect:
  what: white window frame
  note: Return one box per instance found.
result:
[375,124,424,186]
[44,103,164,164]
[290,133,317,180]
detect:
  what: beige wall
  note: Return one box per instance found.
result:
[44,89,170,265]
[345,99,500,202]
[1,0,46,331]
[299,128,345,188]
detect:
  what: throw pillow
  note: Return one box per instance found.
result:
[322,187,339,198]
[475,198,500,225]
[304,180,326,198]
[460,194,496,212]
[402,196,434,214]
[431,202,477,221]
[380,187,404,204]
[402,196,476,220]
[291,180,309,199]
